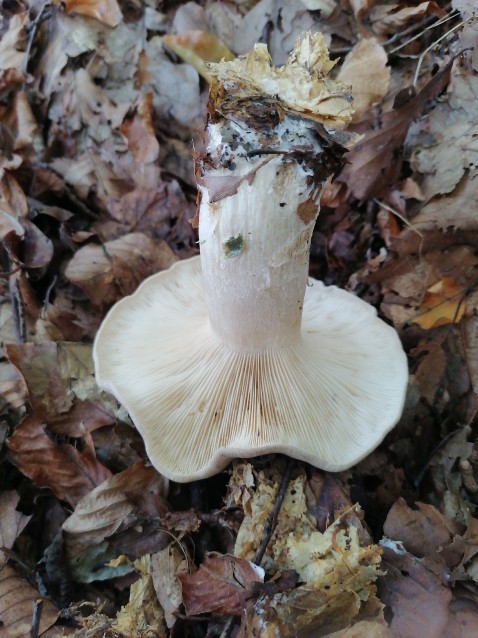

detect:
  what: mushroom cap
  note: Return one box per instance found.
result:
[93,256,408,482]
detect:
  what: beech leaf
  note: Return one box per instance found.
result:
[0,564,58,638]
[179,553,264,617]
[7,415,111,506]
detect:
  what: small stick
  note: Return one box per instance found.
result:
[219,459,294,637]
[30,599,43,638]
[252,457,294,566]
[40,275,57,319]
[220,615,237,638]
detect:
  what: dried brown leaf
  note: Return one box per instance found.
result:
[65,233,177,306]
[378,542,452,638]
[8,414,111,506]
[62,0,123,28]
[113,555,167,637]
[0,492,31,567]
[151,545,190,628]
[6,341,73,418]
[370,2,443,36]
[179,553,264,617]
[463,292,478,397]
[412,173,478,232]
[411,69,478,201]
[337,38,390,121]
[0,563,58,638]
[119,92,159,164]
[103,180,195,245]
[62,462,168,561]
[0,13,28,74]
[383,498,460,558]
[340,55,455,201]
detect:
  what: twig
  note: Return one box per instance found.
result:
[413,20,465,88]
[389,10,459,54]
[218,459,294,638]
[374,199,425,263]
[0,266,22,278]
[40,275,57,319]
[220,615,237,638]
[30,599,43,638]
[9,272,26,343]
[23,2,52,75]
[252,457,294,565]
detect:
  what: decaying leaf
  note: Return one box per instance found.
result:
[337,38,390,121]
[119,92,159,164]
[8,414,112,506]
[0,564,58,638]
[151,544,190,628]
[340,55,456,201]
[65,233,177,306]
[61,0,123,28]
[0,491,31,567]
[163,30,235,81]
[369,2,443,36]
[179,553,264,617]
[411,69,478,201]
[62,461,169,581]
[112,555,167,637]
[231,466,384,633]
[412,278,465,329]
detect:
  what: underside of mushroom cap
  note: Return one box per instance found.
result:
[93,256,408,482]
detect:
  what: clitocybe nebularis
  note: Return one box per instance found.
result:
[93,32,408,482]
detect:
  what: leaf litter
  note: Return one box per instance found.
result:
[1,0,478,636]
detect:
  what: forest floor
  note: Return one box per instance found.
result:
[1,0,478,636]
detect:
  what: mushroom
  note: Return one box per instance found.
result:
[93,33,408,482]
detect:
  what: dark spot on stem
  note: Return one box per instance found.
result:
[223,234,244,258]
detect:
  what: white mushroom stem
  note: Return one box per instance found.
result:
[93,33,408,482]
[199,119,325,352]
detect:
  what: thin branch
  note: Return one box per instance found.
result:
[252,457,294,566]
[30,599,43,638]
[389,10,459,55]
[413,20,465,88]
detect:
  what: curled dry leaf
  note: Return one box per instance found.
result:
[104,179,195,246]
[112,555,167,637]
[412,277,465,330]
[62,0,123,28]
[411,69,478,201]
[412,173,478,232]
[142,37,204,129]
[369,2,443,36]
[337,37,390,122]
[340,54,456,201]
[7,414,112,506]
[383,498,460,558]
[119,92,160,164]
[378,541,452,638]
[151,544,190,628]
[179,553,264,617]
[163,30,235,81]
[0,564,58,638]
[0,13,28,73]
[62,462,169,579]
[6,341,74,417]
[0,491,31,567]
[65,233,178,306]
